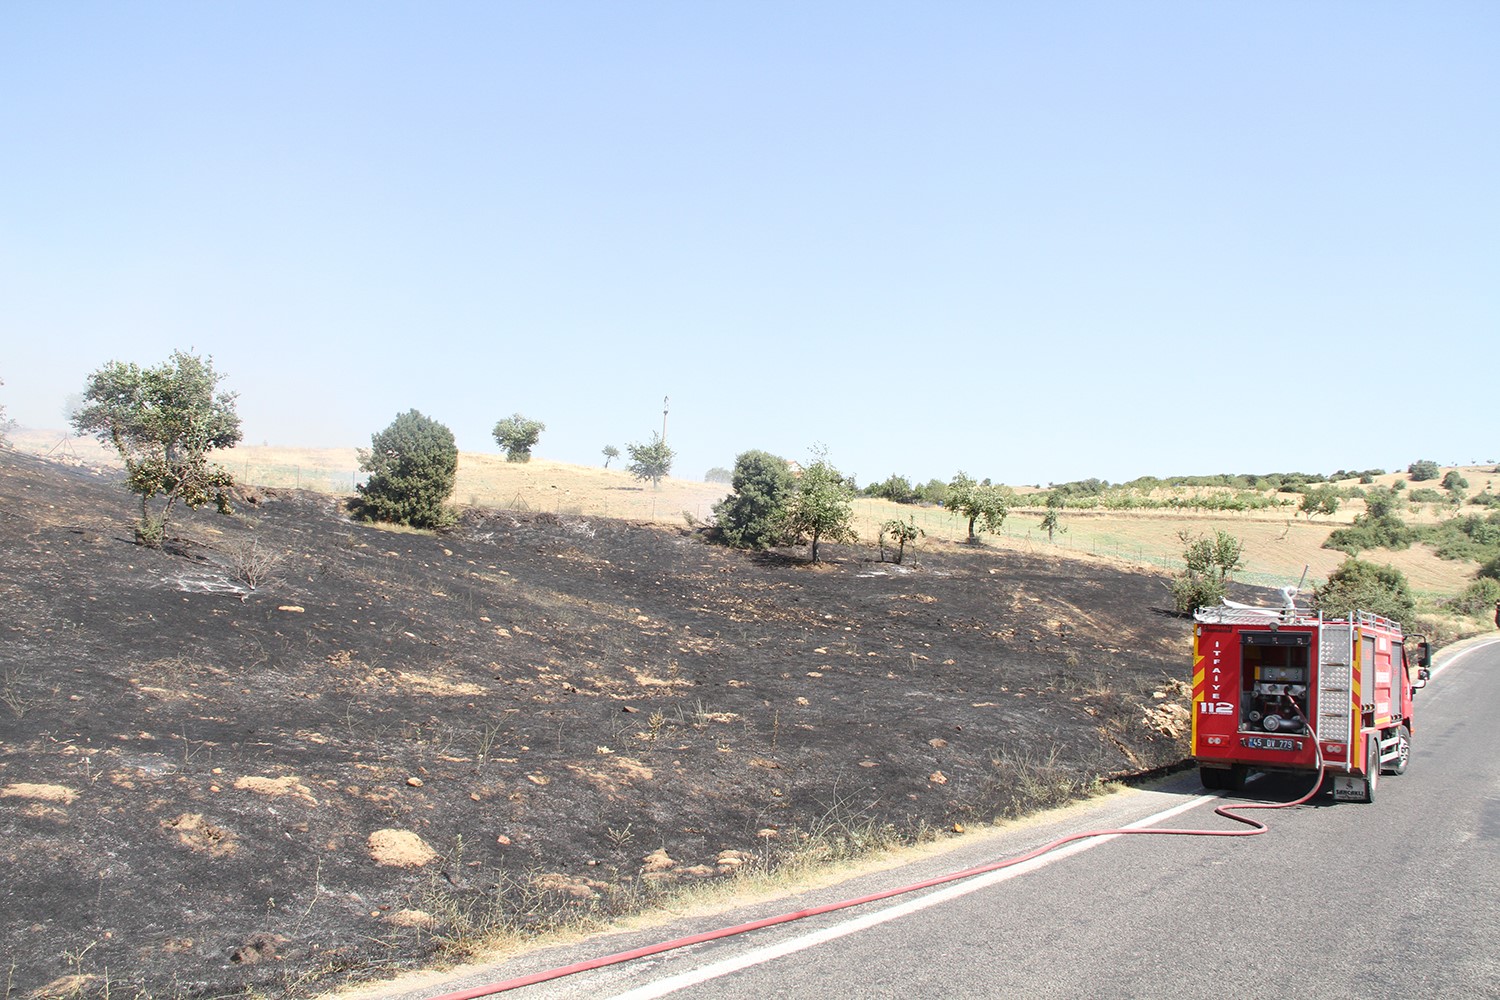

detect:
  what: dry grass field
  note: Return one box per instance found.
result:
[8,429,1491,600]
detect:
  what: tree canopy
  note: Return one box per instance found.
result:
[626,433,674,487]
[492,413,545,462]
[72,350,242,545]
[355,410,458,529]
[782,450,857,563]
[946,471,1013,542]
[1315,559,1416,624]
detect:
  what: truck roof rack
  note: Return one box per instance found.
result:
[1192,605,1404,631]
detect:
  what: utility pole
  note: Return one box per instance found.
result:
[662,395,669,445]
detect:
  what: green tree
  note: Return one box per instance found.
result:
[867,474,917,504]
[492,413,545,462]
[602,444,619,468]
[713,450,794,549]
[879,516,924,564]
[354,410,458,529]
[1314,559,1416,624]
[704,466,732,484]
[1039,491,1067,542]
[72,350,242,546]
[1441,470,1469,492]
[946,471,1013,543]
[782,449,857,562]
[626,432,674,488]
[915,478,950,506]
[1298,485,1341,519]
[1407,459,1440,482]
[1170,530,1244,614]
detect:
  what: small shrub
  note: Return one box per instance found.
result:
[223,538,285,590]
[1479,554,1500,582]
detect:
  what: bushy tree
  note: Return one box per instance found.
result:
[1407,459,1440,482]
[1441,470,1469,492]
[1447,577,1500,619]
[866,474,918,504]
[782,449,857,562]
[492,413,545,462]
[916,478,950,506]
[947,471,1013,543]
[713,450,793,549]
[626,433,674,488]
[602,445,619,468]
[72,350,242,546]
[1298,485,1341,519]
[704,466,732,484]
[1170,530,1244,614]
[1314,559,1416,624]
[354,410,458,529]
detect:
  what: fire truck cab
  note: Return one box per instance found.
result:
[1191,605,1431,802]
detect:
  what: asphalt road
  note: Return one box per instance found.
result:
[357,637,1500,1000]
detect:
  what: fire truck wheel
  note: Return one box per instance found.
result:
[1382,725,1411,776]
[1199,766,1229,790]
[1360,735,1379,803]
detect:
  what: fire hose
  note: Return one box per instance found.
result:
[429,732,1326,1000]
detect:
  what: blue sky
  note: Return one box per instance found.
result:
[3,2,1495,487]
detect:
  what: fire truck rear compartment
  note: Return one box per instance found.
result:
[1240,631,1312,736]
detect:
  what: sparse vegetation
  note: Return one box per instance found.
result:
[0,376,11,447]
[71,349,242,546]
[492,413,545,463]
[353,409,458,529]
[222,538,286,591]
[878,516,924,564]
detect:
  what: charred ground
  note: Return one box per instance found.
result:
[1,450,1197,998]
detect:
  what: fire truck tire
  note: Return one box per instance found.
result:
[1382,725,1411,776]
[1199,766,1229,790]
[1360,735,1379,803]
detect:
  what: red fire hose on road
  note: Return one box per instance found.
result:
[427,769,1324,1000]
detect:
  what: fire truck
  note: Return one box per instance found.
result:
[1191,602,1431,802]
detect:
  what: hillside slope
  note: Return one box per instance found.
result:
[2,450,1193,998]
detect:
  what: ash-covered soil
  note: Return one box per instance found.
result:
[1,450,1197,998]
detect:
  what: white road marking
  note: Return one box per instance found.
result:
[603,794,1216,1000]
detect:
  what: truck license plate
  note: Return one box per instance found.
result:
[1245,736,1295,751]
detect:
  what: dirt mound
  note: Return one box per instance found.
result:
[0,449,1194,998]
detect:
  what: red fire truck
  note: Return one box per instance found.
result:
[1191,604,1431,802]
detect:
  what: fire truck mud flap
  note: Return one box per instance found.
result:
[1331,774,1371,802]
